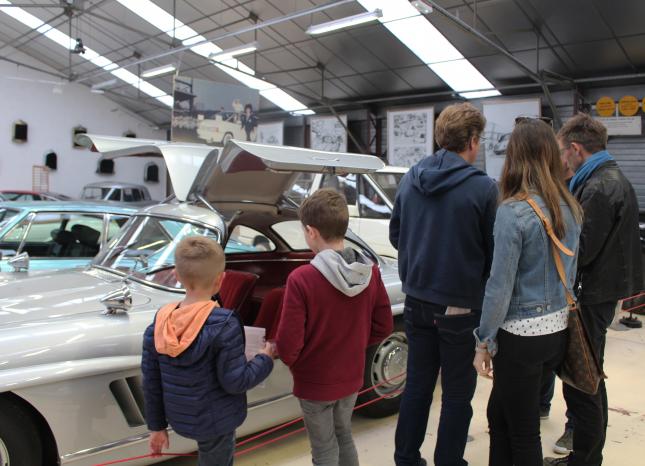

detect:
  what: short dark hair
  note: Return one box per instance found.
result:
[557,113,607,154]
[435,103,486,153]
[299,188,349,241]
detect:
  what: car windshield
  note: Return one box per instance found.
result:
[370,172,405,202]
[94,215,222,289]
[0,208,20,229]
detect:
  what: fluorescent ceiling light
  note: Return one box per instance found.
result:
[259,88,310,113]
[357,0,499,97]
[0,1,174,107]
[430,59,495,92]
[292,109,316,116]
[459,90,501,99]
[209,42,258,62]
[306,9,382,35]
[91,79,117,91]
[116,0,313,114]
[141,64,177,78]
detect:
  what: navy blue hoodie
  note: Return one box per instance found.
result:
[142,307,273,441]
[390,149,498,309]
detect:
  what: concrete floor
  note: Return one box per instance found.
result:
[165,318,645,465]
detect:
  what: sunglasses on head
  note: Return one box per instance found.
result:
[514,116,554,127]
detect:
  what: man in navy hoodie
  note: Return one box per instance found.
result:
[391,103,498,466]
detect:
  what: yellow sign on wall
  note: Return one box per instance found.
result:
[618,95,639,116]
[595,96,616,117]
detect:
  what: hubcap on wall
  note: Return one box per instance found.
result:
[370,331,408,398]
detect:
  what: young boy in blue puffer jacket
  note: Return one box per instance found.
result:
[141,236,275,465]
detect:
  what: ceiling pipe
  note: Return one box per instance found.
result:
[73,0,354,84]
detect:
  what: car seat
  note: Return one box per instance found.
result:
[219,270,259,323]
[253,287,285,340]
[50,229,78,257]
[71,224,101,257]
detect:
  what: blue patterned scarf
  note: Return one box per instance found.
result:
[569,150,614,193]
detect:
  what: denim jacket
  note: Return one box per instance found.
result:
[475,195,581,355]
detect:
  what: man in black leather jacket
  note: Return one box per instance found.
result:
[544,114,642,466]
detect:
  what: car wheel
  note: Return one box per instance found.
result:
[222,132,234,145]
[0,398,43,466]
[358,319,407,418]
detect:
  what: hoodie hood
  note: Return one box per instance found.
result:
[311,248,373,297]
[411,149,485,196]
[154,301,216,357]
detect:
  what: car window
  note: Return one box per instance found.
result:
[19,213,103,258]
[321,174,357,205]
[358,177,391,219]
[0,208,20,229]
[0,215,29,252]
[96,216,221,289]
[369,172,404,202]
[3,193,21,201]
[131,189,143,202]
[105,215,131,243]
[123,189,134,202]
[107,189,121,201]
[225,225,276,254]
[285,173,316,205]
[271,220,376,263]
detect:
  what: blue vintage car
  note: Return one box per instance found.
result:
[0,201,138,272]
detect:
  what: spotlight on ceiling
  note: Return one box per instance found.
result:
[208,42,259,62]
[410,0,433,15]
[306,9,382,35]
[141,64,177,78]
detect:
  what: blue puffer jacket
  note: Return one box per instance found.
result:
[141,307,273,441]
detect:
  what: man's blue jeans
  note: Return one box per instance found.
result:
[394,296,479,466]
[197,432,235,466]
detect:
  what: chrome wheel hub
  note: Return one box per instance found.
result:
[370,331,408,398]
[0,437,10,466]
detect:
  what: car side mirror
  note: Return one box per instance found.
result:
[100,284,132,315]
[8,252,29,272]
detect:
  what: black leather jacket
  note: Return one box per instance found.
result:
[574,160,643,304]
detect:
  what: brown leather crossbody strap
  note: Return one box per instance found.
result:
[525,198,576,307]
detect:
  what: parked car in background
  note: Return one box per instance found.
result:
[0,137,407,466]
[80,182,155,205]
[287,166,408,258]
[0,190,72,201]
[0,201,137,273]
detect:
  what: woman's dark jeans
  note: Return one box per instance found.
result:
[488,328,567,466]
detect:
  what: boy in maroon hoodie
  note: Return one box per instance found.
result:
[275,188,393,465]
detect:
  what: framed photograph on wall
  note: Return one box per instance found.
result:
[309,115,347,152]
[483,98,541,180]
[257,121,284,146]
[387,106,434,167]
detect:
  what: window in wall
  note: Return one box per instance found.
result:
[144,162,159,182]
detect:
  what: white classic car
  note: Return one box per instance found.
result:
[288,166,408,258]
[0,137,407,466]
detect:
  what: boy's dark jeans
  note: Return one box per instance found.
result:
[197,432,235,466]
[488,329,567,466]
[394,296,479,466]
[563,301,616,466]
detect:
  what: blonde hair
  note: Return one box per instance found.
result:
[435,103,486,153]
[175,236,225,289]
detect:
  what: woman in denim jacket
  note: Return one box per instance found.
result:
[473,119,583,466]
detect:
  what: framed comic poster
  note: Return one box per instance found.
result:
[309,115,347,152]
[483,98,541,180]
[387,106,434,167]
[257,121,284,145]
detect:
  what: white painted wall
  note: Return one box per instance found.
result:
[0,57,168,200]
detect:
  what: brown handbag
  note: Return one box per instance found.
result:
[526,198,607,395]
